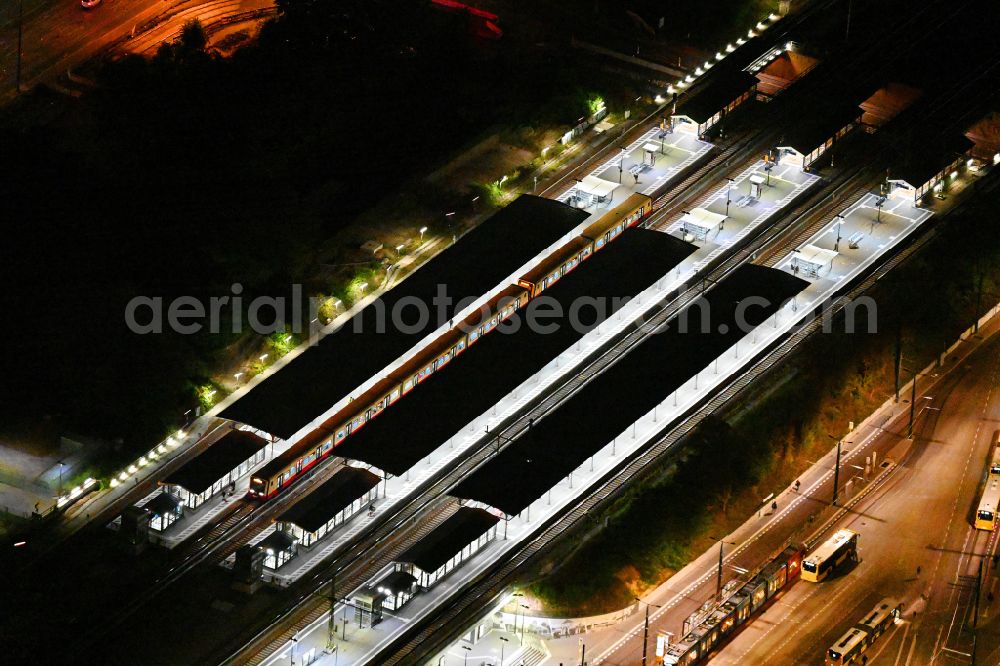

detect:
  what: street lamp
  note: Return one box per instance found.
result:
[234,371,243,384]
[826,422,852,507]
[289,635,298,666]
[499,636,509,666]
[461,644,471,666]
[634,597,662,666]
[710,537,738,600]
[419,226,428,241]
[725,177,735,217]
[834,214,845,252]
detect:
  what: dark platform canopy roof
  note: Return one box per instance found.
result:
[144,491,181,516]
[451,264,809,517]
[259,529,296,553]
[395,507,499,573]
[376,570,418,595]
[333,228,696,476]
[679,68,758,125]
[163,429,268,495]
[779,96,863,155]
[891,133,974,189]
[277,466,380,533]
[220,195,588,440]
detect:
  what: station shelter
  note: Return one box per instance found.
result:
[680,208,728,242]
[144,491,183,532]
[775,98,863,170]
[161,429,270,510]
[859,83,923,131]
[355,569,420,623]
[791,244,837,277]
[887,134,974,205]
[671,68,758,138]
[392,507,500,590]
[569,175,620,208]
[276,466,381,548]
[260,529,297,570]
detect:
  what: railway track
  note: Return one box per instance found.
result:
[217,146,873,666]
[94,1,975,661]
[380,165,1000,666]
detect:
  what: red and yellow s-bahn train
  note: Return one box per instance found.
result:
[248,192,652,500]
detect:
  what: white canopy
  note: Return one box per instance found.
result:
[643,142,660,153]
[577,175,620,199]
[749,173,766,185]
[680,207,728,233]
[795,243,838,267]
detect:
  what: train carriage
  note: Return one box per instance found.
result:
[247,192,654,501]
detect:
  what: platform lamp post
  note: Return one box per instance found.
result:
[834,214,844,252]
[499,635,509,666]
[634,597,662,666]
[419,226,427,241]
[725,177,735,217]
[445,211,457,243]
[289,635,298,666]
[461,644,471,665]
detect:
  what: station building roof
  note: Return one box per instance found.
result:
[859,83,922,128]
[277,466,380,533]
[890,133,974,189]
[220,196,588,440]
[450,264,809,517]
[163,429,268,495]
[778,97,863,155]
[755,50,820,97]
[395,507,499,573]
[965,111,1000,159]
[332,228,696,476]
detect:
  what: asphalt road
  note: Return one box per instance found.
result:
[714,333,1000,665]
[550,315,1000,666]
[0,0,231,100]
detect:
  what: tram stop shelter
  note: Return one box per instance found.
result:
[260,529,297,570]
[680,208,728,242]
[965,111,1000,161]
[393,507,500,589]
[754,49,820,97]
[568,175,620,208]
[887,134,974,205]
[276,467,381,548]
[791,244,837,277]
[776,98,863,170]
[143,491,183,532]
[859,83,923,130]
[161,429,269,510]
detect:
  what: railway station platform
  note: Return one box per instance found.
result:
[662,157,818,267]
[557,125,713,207]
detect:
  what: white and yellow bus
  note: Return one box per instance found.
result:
[825,598,901,665]
[975,475,1000,530]
[802,529,859,582]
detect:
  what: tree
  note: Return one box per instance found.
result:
[179,19,208,54]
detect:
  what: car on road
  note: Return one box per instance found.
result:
[80,0,101,8]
